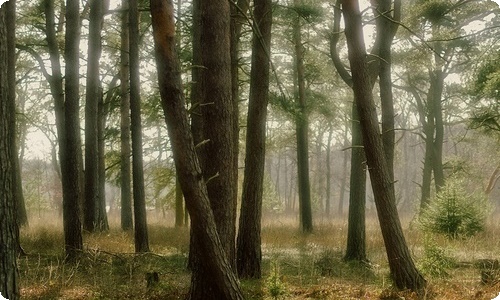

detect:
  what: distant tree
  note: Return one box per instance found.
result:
[0,3,20,299]
[62,0,84,260]
[236,0,273,279]
[150,0,244,298]
[130,0,150,253]
[342,0,426,292]
[120,0,133,231]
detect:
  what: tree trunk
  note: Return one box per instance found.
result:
[120,0,133,231]
[0,4,20,299]
[84,0,105,232]
[97,87,109,231]
[6,0,28,229]
[62,0,83,260]
[175,175,184,227]
[293,0,313,233]
[344,103,367,261]
[342,0,426,293]
[150,1,244,298]
[324,123,334,217]
[236,0,272,279]
[375,0,399,181]
[130,0,149,253]
[189,0,239,296]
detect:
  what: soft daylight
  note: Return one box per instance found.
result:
[0,0,499,299]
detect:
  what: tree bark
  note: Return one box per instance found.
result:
[342,0,426,292]
[130,0,150,253]
[120,0,133,231]
[84,0,105,232]
[344,104,367,261]
[293,0,313,233]
[0,4,20,299]
[150,1,244,298]
[62,0,84,260]
[236,0,272,279]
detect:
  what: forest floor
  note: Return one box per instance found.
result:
[18,213,500,300]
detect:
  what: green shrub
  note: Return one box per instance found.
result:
[419,179,490,239]
[266,261,287,300]
[419,237,456,278]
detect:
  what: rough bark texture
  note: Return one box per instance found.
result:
[62,0,83,260]
[120,0,133,231]
[189,0,239,297]
[150,1,244,298]
[0,5,20,299]
[175,175,184,227]
[84,0,105,232]
[130,0,150,253]
[236,0,272,279]
[342,0,426,293]
[344,104,367,261]
[293,0,313,233]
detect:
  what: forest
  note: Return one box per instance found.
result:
[0,0,499,299]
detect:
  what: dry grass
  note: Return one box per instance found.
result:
[18,212,500,299]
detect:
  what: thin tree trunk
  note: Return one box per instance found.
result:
[120,0,133,231]
[97,87,109,231]
[150,1,244,298]
[130,0,149,253]
[293,0,313,232]
[325,123,333,217]
[236,0,272,279]
[344,103,367,261]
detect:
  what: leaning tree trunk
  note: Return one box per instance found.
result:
[0,4,20,299]
[150,1,244,299]
[342,0,426,293]
[130,0,150,253]
[236,0,273,279]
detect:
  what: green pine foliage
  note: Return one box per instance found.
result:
[419,178,490,239]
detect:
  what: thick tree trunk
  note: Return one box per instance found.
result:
[293,0,313,232]
[130,0,150,253]
[120,0,133,231]
[189,0,239,296]
[0,5,20,299]
[236,0,272,279]
[62,0,83,260]
[342,0,426,293]
[150,1,244,299]
[84,0,105,232]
